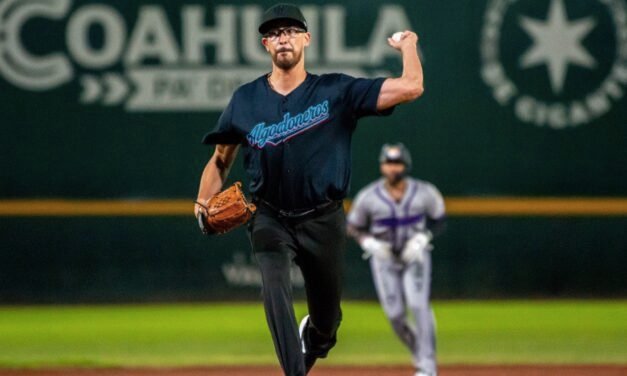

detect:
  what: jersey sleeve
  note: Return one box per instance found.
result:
[425,183,446,219]
[201,98,244,145]
[347,189,371,230]
[344,76,395,118]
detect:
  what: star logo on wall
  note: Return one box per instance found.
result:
[518,0,597,94]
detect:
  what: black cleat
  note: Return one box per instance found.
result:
[299,315,317,373]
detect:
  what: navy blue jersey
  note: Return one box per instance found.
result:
[202,73,393,210]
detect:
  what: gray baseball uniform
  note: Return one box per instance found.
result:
[347,177,445,374]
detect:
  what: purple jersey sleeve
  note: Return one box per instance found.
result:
[347,189,371,229]
[425,183,446,219]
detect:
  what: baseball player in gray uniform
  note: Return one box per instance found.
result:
[347,143,446,376]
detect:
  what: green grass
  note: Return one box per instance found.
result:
[0,301,625,368]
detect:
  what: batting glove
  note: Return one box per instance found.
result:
[359,236,392,261]
[401,232,432,264]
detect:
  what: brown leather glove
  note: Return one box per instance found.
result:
[196,182,257,235]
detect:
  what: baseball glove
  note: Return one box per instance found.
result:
[196,182,256,235]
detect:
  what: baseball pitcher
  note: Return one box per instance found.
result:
[195,3,425,375]
[347,143,445,376]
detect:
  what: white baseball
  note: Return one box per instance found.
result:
[391,32,404,42]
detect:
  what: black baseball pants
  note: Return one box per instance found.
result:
[248,202,345,376]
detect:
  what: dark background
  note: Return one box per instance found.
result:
[1,0,625,302]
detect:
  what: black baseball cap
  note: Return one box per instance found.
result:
[258,3,308,34]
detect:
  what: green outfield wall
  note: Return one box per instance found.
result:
[1,216,626,302]
[1,0,626,302]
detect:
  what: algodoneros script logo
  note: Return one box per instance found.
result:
[481,0,627,129]
[0,0,413,112]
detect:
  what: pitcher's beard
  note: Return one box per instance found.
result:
[273,50,302,70]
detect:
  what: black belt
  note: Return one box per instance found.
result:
[257,199,342,220]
